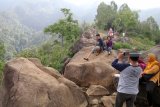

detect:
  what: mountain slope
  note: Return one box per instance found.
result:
[0,12,51,59]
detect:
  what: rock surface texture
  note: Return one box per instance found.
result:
[2,58,87,107]
[64,46,117,90]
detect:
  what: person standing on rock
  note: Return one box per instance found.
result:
[108,28,114,37]
[111,52,142,107]
[84,33,104,61]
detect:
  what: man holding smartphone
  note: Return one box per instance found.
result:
[112,52,142,107]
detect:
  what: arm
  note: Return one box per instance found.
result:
[143,65,159,74]
[112,59,130,72]
[99,39,104,47]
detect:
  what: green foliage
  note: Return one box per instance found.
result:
[136,17,160,43]
[18,41,71,71]
[0,42,5,60]
[96,1,160,44]
[114,4,138,32]
[44,8,80,43]
[113,42,132,50]
[130,37,155,50]
[19,8,81,71]
[0,12,52,59]
[0,61,4,83]
[113,36,155,51]
[95,1,117,30]
[0,42,5,83]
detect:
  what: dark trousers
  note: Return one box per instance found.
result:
[146,81,156,106]
[115,92,136,107]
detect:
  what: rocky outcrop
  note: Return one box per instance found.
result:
[2,58,87,107]
[86,85,109,96]
[71,28,97,54]
[101,94,127,107]
[142,45,160,60]
[64,46,117,91]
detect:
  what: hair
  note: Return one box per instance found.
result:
[129,56,139,62]
[96,33,100,37]
[107,36,111,40]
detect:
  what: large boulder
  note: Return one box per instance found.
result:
[71,28,97,54]
[64,46,117,91]
[86,85,109,96]
[2,57,87,107]
[142,45,160,60]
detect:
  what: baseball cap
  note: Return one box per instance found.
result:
[129,53,140,58]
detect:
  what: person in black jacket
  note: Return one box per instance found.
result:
[84,33,104,61]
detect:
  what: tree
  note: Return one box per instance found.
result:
[136,16,160,41]
[44,8,80,46]
[0,42,5,60]
[146,16,159,31]
[0,42,5,82]
[113,3,138,33]
[95,1,118,30]
[110,1,118,12]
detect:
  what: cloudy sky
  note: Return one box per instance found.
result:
[64,0,160,10]
[1,0,160,10]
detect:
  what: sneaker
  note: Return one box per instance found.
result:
[108,51,111,55]
[84,58,89,61]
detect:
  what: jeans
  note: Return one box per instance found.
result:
[115,92,136,107]
[92,46,100,53]
[105,46,112,52]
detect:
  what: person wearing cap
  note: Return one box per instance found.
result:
[111,52,142,107]
[84,33,104,61]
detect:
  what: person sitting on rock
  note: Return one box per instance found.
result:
[141,53,160,106]
[84,33,104,61]
[112,52,142,107]
[105,36,113,55]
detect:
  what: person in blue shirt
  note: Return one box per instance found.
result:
[112,51,142,107]
[84,33,104,61]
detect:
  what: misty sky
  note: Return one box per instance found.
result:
[0,0,160,11]
[64,0,160,10]
[1,0,160,28]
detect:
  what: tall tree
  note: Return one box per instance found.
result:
[146,16,159,31]
[113,3,138,33]
[95,1,118,30]
[0,42,5,60]
[44,8,80,46]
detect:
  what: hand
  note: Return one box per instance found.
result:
[117,52,123,60]
[141,72,145,76]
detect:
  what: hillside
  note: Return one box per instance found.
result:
[0,0,97,30]
[1,0,160,31]
[0,12,52,59]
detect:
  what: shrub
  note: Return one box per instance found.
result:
[0,61,4,83]
[113,42,132,50]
